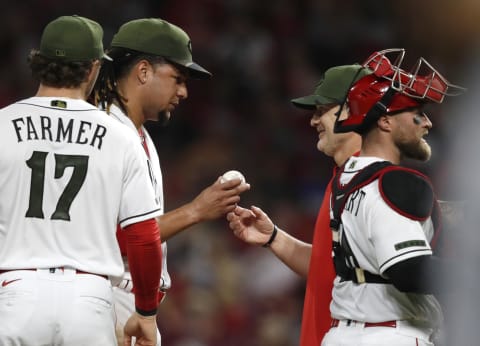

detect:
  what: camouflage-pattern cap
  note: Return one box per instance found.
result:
[111,18,211,79]
[40,15,109,62]
[291,64,373,110]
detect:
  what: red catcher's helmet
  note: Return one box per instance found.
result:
[334,48,466,134]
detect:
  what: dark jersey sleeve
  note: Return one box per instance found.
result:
[385,255,457,296]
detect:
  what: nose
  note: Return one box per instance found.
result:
[423,113,432,129]
[310,113,321,127]
[178,83,188,100]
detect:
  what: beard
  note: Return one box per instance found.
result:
[157,110,171,127]
[397,138,431,162]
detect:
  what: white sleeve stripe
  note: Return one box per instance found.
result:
[379,248,433,271]
[119,208,161,226]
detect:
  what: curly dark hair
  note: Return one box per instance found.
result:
[28,49,94,88]
[93,47,167,114]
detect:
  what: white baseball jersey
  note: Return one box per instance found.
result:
[330,156,442,327]
[0,97,161,279]
[108,104,171,290]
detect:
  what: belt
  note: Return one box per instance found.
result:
[0,268,108,280]
[331,318,397,328]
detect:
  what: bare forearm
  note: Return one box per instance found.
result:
[268,227,312,278]
[157,202,200,242]
[158,179,250,241]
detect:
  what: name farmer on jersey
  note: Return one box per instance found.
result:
[11,111,107,150]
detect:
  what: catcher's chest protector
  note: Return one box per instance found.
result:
[330,161,440,284]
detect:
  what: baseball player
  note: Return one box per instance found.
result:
[93,18,250,345]
[0,16,163,345]
[227,64,370,346]
[228,49,465,346]
[322,48,464,345]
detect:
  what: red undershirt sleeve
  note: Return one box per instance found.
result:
[123,218,162,316]
[116,224,127,256]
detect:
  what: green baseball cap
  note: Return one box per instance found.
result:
[291,64,372,110]
[40,15,110,62]
[111,18,211,79]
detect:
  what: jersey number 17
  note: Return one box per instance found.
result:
[25,151,88,221]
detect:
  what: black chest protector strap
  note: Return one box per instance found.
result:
[331,162,392,284]
[330,161,439,284]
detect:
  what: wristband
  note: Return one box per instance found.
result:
[136,306,158,317]
[262,225,278,248]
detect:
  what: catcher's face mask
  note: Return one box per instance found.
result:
[334,48,466,134]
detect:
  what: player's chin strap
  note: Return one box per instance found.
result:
[330,161,393,284]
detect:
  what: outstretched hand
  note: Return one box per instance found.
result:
[190,177,250,222]
[226,205,275,246]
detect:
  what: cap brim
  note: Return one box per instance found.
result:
[103,53,113,61]
[291,94,338,110]
[185,61,212,80]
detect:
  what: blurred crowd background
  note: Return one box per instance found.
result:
[2,1,480,345]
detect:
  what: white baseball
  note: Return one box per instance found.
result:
[220,170,246,184]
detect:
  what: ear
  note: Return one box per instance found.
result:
[336,104,349,121]
[84,60,102,100]
[135,60,150,84]
[377,115,392,132]
[87,60,101,81]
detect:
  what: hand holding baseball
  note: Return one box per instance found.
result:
[220,170,246,184]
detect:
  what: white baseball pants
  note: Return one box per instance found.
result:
[0,268,116,345]
[322,319,435,346]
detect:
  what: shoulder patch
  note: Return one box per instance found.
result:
[394,239,427,250]
[379,169,434,220]
[51,100,67,108]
